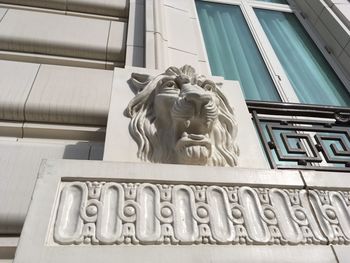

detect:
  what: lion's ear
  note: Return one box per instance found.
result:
[131,73,151,93]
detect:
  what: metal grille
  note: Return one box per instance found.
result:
[247,101,350,172]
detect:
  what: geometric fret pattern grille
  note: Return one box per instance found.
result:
[248,101,350,172]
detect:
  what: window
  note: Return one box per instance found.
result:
[196,2,280,101]
[196,0,350,106]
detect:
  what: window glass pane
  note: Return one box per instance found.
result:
[196,1,280,101]
[256,0,288,4]
[255,9,350,106]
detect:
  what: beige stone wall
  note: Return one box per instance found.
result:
[0,1,128,69]
[0,1,129,255]
[0,0,350,262]
[325,0,350,29]
[294,0,350,83]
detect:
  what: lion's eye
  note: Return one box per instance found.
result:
[158,80,180,95]
[164,81,178,89]
[203,84,214,91]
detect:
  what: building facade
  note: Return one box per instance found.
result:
[0,0,350,262]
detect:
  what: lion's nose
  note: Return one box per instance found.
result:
[184,92,212,115]
[185,92,211,104]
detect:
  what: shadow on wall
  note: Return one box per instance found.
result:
[63,141,104,160]
[0,139,104,237]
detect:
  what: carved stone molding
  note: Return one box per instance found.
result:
[309,189,350,244]
[52,181,350,246]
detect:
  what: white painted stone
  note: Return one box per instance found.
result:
[324,0,334,6]
[143,0,205,70]
[345,41,350,57]
[23,122,106,141]
[301,170,350,189]
[125,65,239,166]
[331,3,350,29]
[126,1,145,47]
[25,64,113,125]
[293,0,319,24]
[104,67,169,163]
[338,50,350,77]
[144,0,166,38]
[144,30,169,70]
[0,140,91,234]
[88,143,104,160]
[67,0,128,17]
[1,0,349,260]
[0,121,23,138]
[314,19,343,56]
[144,0,169,69]
[197,60,211,76]
[0,237,17,260]
[320,5,350,48]
[0,8,7,21]
[0,50,110,70]
[164,0,191,12]
[32,159,304,186]
[0,9,126,62]
[0,60,39,121]
[0,0,66,10]
[145,0,155,33]
[165,6,197,55]
[12,160,339,263]
[307,0,325,16]
[295,0,350,80]
[52,181,331,248]
[104,66,268,169]
[51,182,325,245]
[14,240,338,263]
[168,47,199,69]
[107,21,127,62]
[192,17,208,63]
[308,189,350,243]
[0,136,18,142]
[126,46,145,67]
[332,245,350,263]
[145,31,156,68]
[0,0,128,17]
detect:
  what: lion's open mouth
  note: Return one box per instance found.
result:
[175,132,212,165]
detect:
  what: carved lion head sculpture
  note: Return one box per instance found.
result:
[125,65,239,167]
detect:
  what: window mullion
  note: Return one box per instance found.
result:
[247,0,293,12]
[240,1,300,103]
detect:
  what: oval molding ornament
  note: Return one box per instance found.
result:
[51,182,350,246]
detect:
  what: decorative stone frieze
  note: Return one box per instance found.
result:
[309,189,350,244]
[14,161,349,263]
[126,65,239,167]
[52,181,350,246]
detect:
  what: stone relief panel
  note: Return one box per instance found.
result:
[52,181,350,246]
[125,65,239,167]
[309,189,350,245]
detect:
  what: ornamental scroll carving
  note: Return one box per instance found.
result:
[53,182,350,245]
[125,65,239,167]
